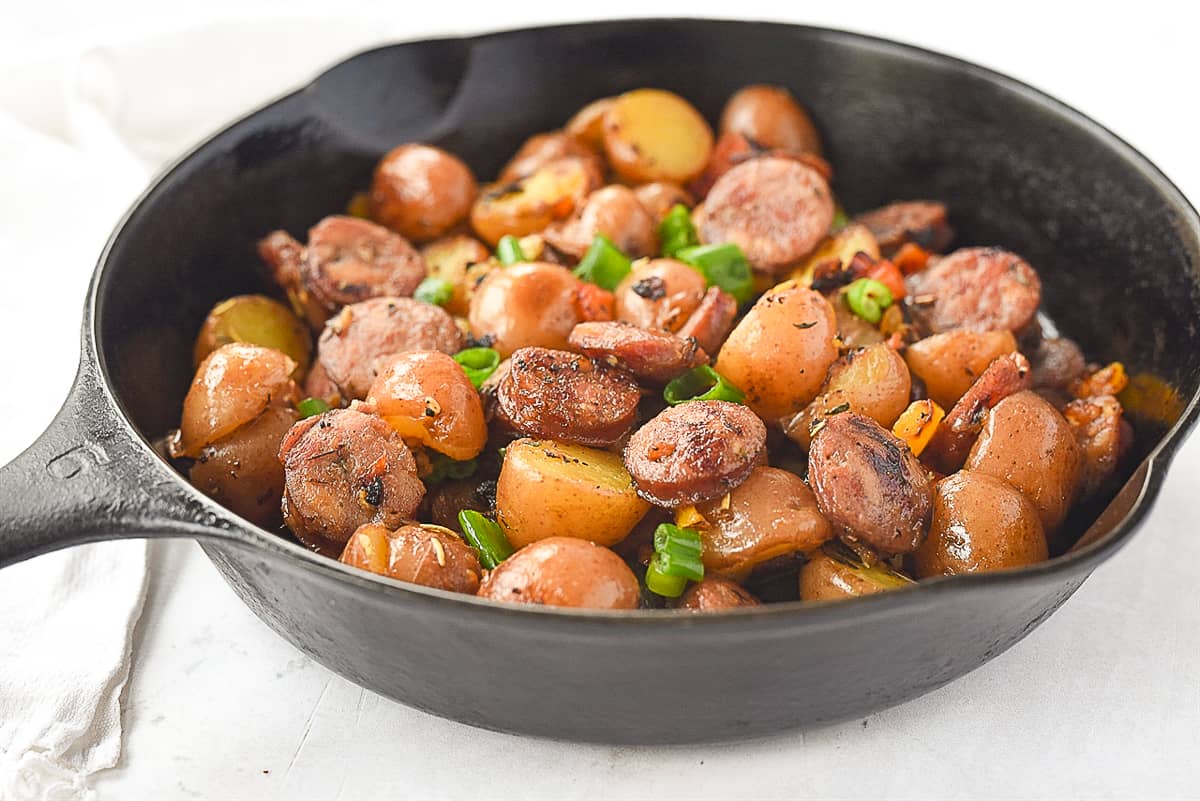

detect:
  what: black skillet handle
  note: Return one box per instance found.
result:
[0,354,243,569]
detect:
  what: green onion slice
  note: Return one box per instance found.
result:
[663,366,745,406]
[426,453,479,485]
[830,207,850,233]
[296,397,331,419]
[645,556,689,597]
[573,234,632,291]
[845,278,894,325]
[496,235,527,266]
[414,276,455,306]
[675,243,754,303]
[457,510,514,570]
[453,347,501,388]
[658,204,699,258]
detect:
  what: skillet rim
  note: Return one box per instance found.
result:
[89,17,1200,623]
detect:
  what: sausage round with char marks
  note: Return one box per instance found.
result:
[307,296,463,402]
[855,201,954,256]
[807,412,932,556]
[698,157,834,274]
[278,405,426,554]
[624,400,767,507]
[567,321,707,385]
[491,347,641,447]
[908,247,1042,335]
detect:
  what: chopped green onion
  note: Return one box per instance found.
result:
[296,397,331,418]
[645,523,705,597]
[453,347,501,388]
[573,234,632,291]
[845,278,894,324]
[663,366,745,406]
[830,207,850,233]
[675,243,754,304]
[414,276,455,306]
[658,204,699,258]
[645,557,688,597]
[426,453,478,484]
[496,235,527,266]
[457,510,514,570]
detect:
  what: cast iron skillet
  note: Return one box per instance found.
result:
[1,19,1198,744]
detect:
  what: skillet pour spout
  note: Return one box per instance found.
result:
[1,19,1198,743]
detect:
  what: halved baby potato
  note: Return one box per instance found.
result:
[470,156,601,246]
[603,89,714,184]
[495,438,650,549]
[193,294,311,378]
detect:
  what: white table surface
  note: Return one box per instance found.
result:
[2,3,1199,799]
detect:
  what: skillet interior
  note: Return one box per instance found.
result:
[86,19,1200,741]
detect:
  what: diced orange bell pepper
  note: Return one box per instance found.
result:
[892,242,933,275]
[575,282,615,322]
[892,399,945,456]
[865,259,906,300]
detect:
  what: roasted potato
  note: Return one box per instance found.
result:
[903,329,1018,409]
[603,89,714,184]
[787,223,880,286]
[714,281,839,420]
[369,143,477,242]
[468,262,584,357]
[499,131,605,183]
[496,438,650,549]
[193,295,311,378]
[913,471,1048,577]
[565,98,615,149]
[633,181,695,222]
[477,537,640,609]
[544,184,658,260]
[340,523,482,593]
[720,84,822,155]
[470,156,601,246]
[799,542,914,601]
[614,258,709,333]
[419,234,493,317]
[679,576,761,611]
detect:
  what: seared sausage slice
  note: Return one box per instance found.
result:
[308,296,463,402]
[1064,394,1125,497]
[908,247,1042,335]
[676,286,739,356]
[807,412,932,556]
[923,352,1033,474]
[492,347,640,447]
[854,201,954,256]
[568,321,708,385]
[699,157,834,274]
[679,576,762,611]
[624,400,766,507]
[279,406,425,555]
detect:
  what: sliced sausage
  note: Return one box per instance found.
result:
[676,286,739,356]
[258,230,327,329]
[302,216,426,322]
[923,352,1033,474]
[544,184,658,260]
[624,400,767,507]
[477,537,640,609]
[807,412,932,556]
[339,523,481,593]
[492,347,641,447]
[1064,394,1125,497]
[699,157,834,274]
[568,321,708,385]
[908,247,1042,335]
[614,258,709,333]
[854,201,954,256]
[279,406,426,555]
[679,577,762,611]
[308,296,463,402]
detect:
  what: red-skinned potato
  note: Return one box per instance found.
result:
[565,98,615,150]
[369,144,477,242]
[614,258,709,334]
[340,523,482,593]
[468,262,584,357]
[478,537,640,609]
[720,84,822,155]
[903,329,1019,410]
[499,131,605,183]
[470,157,602,246]
[680,577,761,611]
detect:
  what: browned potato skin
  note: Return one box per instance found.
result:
[785,343,912,450]
[340,523,482,594]
[189,405,297,528]
[693,467,832,577]
[965,390,1083,533]
[468,262,583,357]
[720,84,822,155]
[177,343,300,457]
[477,537,640,610]
[367,351,488,461]
[369,144,477,243]
[913,472,1047,577]
[420,235,492,317]
[470,157,602,246]
[680,577,761,611]
[714,282,839,421]
[565,98,615,150]
[614,258,709,333]
[904,329,1018,409]
[544,185,658,260]
[799,550,908,601]
[633,182,695,223]
[499,131,604,183]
